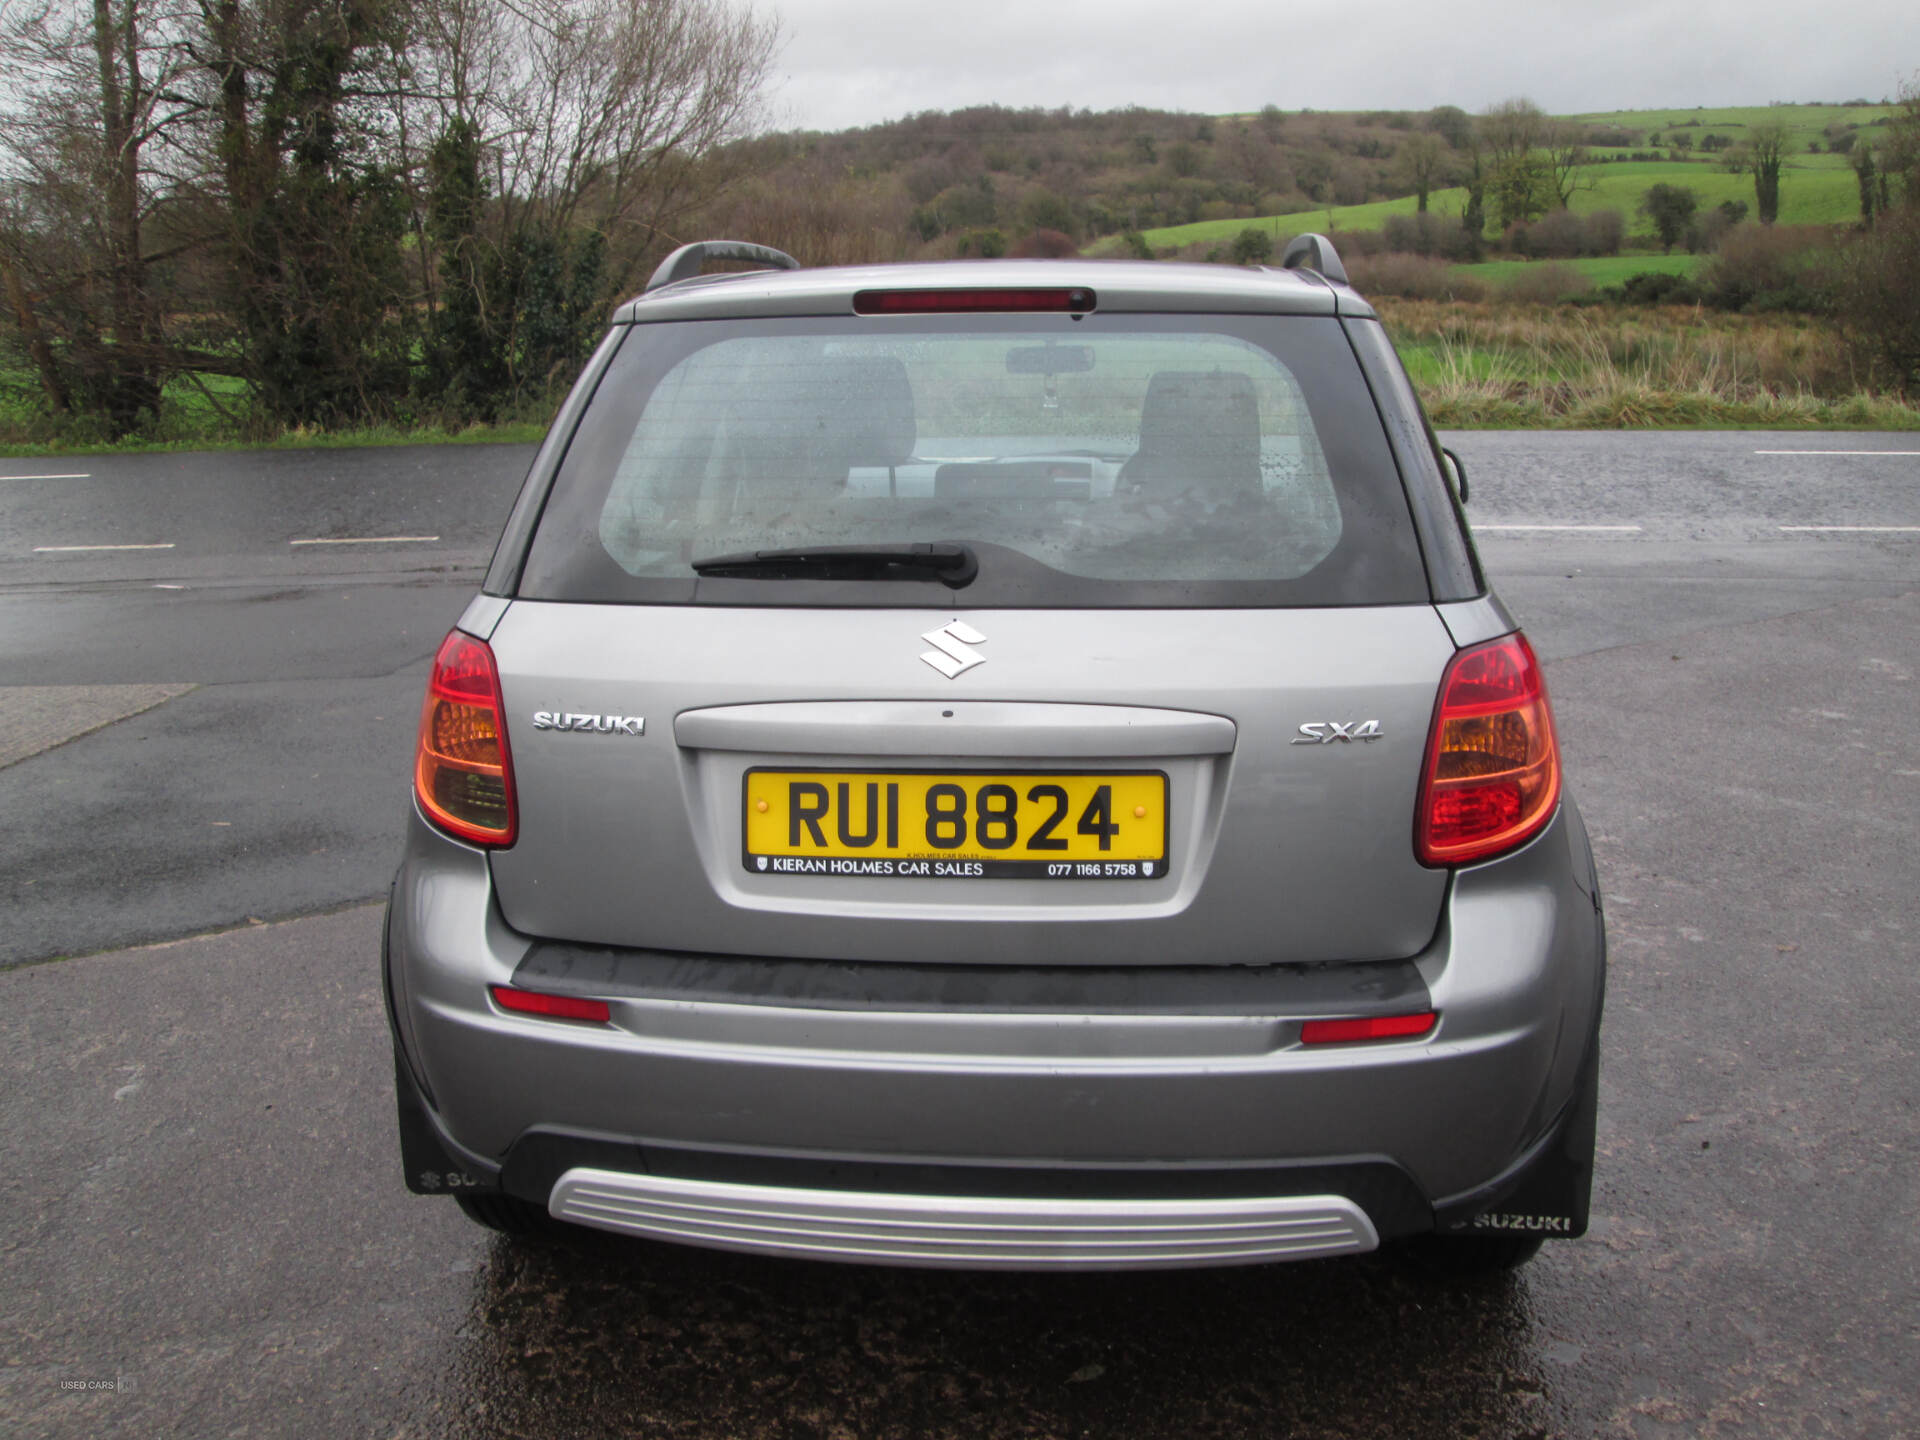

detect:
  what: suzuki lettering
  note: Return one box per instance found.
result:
[531,712,646,735]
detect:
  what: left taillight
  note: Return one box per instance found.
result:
[414,630,516,847]
[1415,632,1560,867]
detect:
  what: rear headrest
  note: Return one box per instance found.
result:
[821,357,917,469]
[1121,370,1262,498]
[1136,371,1259,461]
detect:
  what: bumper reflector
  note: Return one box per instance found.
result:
[1300,1012,1438,1045]
[490,985,611,1025]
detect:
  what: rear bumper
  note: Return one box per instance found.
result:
[387,799,1604,1266]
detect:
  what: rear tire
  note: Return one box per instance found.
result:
[1398,1231,1545,1276]
[454,1192,554,1238]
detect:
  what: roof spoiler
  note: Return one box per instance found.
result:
[1279,232,1348,286]
[644,240,801,293]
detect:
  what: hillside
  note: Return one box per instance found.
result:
[696,101,1897,263]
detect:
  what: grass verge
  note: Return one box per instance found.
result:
[0,421,548,458]
[1380,299,1920,429]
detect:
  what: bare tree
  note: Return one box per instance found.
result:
[1478,97,1546,166]
[1541,118,1593,209]
[400,0,777,412]
[0,0,221,431]
[415,0,777,286]
[1393,132,1451,212]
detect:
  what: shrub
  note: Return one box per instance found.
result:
[1686,200,1748,254]
[1525,209,1589,259]
[954,229,1007,258]
[1584,209,1625,256]
[1317,227,1381,258]
[1381,210,1475,259]
[1500,262,1593,305]
[1119,231,1154,260]
[1008,228,1077,258]
[1837,207,1920,391]
[1639,184,1698,253]
[1699,224,1840,312]
[1231,227,1275,264]
[1344,253,1487,301]
[1615,270,1704,306]
[1019,190,1075,237]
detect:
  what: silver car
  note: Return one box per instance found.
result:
[386,237,1605,1274]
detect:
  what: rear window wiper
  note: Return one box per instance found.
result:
[692,542,978,589]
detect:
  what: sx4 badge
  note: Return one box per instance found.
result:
[1292,720,1383,745]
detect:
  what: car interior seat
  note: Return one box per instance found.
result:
[1118,370,1263,503]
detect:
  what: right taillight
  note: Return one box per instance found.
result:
[1416,632,1560,867]
[414,630,516,847]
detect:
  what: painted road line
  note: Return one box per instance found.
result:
[33,542,176,552]
[289,535,440,546]
[1475,524,1644,533]
[1777,525,1920,533]
[1754,450,1920,457]
[1,472,92,480]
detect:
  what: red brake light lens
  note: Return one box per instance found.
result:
[1300,1012,1438,1045]
[490,986,610,1025]
[1416,633,1560,866]
[853,287,1096,315]
[414,630,517,846]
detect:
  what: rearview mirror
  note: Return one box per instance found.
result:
[1006,345,1094,376]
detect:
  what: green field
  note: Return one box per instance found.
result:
[1116,160,1863,253]
[1455,253,1703,286]
[1091,103,1891,256]
[1568,103,1894,162]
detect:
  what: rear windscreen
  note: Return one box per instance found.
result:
[517,313,1427,607]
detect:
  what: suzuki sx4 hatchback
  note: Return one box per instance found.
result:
[386,239,1606,1274]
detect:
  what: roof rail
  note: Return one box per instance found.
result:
[1279,232,1348,286]
[644,240,802,293]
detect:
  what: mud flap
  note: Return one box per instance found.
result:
[1434,1032,1599,1239]
[393,1047,504,1196]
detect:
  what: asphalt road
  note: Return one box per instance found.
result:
[2,433,1917,1438]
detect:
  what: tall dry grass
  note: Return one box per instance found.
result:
[1378,300,1917,428]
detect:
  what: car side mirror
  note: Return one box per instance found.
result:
[1440,447,1469,505]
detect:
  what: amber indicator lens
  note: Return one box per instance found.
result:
[415,630,517,847]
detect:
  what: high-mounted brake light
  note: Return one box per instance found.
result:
[490,986,610,1025]
[414,630,517,846]
[1415,633,1561,866]
[1301,1012,1438,1045]
[853,287,1096,315]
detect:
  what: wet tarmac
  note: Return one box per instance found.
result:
[3,435,1917,1437]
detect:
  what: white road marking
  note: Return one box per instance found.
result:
[289,535,440,546]
[33,542,175,552]
[1753,450,1920,457]
[1778,525,1920,533]
[0,472,91,480]
[1475,524,1644,533]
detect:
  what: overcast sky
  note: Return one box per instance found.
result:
[761,0,1919,132]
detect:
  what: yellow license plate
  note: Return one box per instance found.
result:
[743,770,1168,880]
